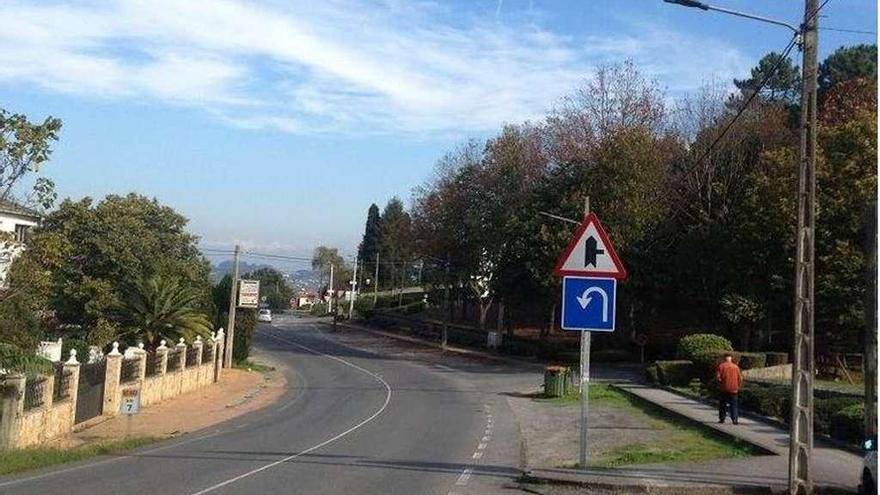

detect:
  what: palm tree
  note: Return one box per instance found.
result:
[117,275,212,347]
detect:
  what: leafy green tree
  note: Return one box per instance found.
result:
[380,197,412,290]
[0,109,62,209]
[311,245,351,291]
[211,274,257,362]
[819,44,877,93]
[242,267,294,310]
[115,275,213,347]
[8,193,213,346]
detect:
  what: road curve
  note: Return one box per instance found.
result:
[0,317,507,495]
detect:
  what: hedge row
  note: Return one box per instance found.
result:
[647,350,788,387]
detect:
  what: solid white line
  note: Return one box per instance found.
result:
[0,429,226,489]
[188,329,393,495]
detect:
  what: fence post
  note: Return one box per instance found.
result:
[176,338,187,370]
[156,340,169,375]
[0,373,25,450]
[214,330,224,382]
[134,342,147,383]
[193,336,204,366]
[103,342,122,416]
[63,350,81,438]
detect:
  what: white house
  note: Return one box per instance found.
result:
[0,199,41,287]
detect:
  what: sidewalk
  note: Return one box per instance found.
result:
[53,367,286,449]
[525,384,861,493]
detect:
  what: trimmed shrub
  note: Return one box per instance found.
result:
[765,352,790,366]
[644,364,660,384]
[814,397,861,436]
[655,360,695,387]
[353,298,375,318]
[692,350,741,383]
[830,403,865,445]
[677,334,733,361]
[739,384,790,419]
[738,352,767,370]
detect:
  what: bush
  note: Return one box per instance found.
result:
[310,302,327,316]
[232,309,256,363]
[677,334,733,361]
[692,350,740,384]
[814,397,861,436]
[399,301,426,314]
[353,298,375,318]
[738,352,767,370]
[654,360,695,386]
[764,352,789,366]
[644,364,660,384]
[829,403,865,445]
[739,383,790,419]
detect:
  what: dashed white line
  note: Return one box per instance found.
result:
[472,452,483,459]
[455,468,473,486]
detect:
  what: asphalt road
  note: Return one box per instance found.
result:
[0,316,528,495]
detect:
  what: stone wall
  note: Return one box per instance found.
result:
[743,363,792,381]
[0,330,225,450]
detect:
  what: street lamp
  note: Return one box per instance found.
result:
[663,2,818,494]
[663,0,800,35]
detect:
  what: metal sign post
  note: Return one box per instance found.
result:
[552,197,627,469]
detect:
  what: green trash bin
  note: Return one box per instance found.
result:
[543,366,569,398]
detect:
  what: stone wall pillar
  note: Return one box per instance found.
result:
[176,338,187,370]
[133,342,147,383]
[214,329,225,382]
[193,337,204,366]
[156,340,169,375]
[63,350,81,437]
[103,342,122,416]
[0,374,25,450]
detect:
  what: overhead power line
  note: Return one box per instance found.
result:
[821,26,877,35]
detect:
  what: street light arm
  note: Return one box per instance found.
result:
[664,0,800,35]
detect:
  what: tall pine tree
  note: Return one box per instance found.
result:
[358,203,383,290]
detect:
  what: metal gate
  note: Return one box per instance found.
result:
[75,360,106,424]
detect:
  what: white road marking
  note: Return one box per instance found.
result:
[472,452,483,459]
[188,329,393,495]
[455,468,473,486]
[481,435,490,442]
[477,442,488,450]
[0,429,227,489]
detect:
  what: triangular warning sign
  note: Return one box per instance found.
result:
[553,213,627,279]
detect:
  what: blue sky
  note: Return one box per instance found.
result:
[0,0,875,268]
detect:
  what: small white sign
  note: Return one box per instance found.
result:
[121,388,140,415]
[238,279,260,308]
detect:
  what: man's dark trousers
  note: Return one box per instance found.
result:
[719,392,739,423]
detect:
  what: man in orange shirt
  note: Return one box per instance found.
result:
[716,353,743,424]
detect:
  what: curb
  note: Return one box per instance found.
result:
[517,470,778,494]
[330,321,547,370]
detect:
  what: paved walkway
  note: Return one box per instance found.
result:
[528,383,861,493]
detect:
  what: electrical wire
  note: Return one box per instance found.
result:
[686,0,832,172]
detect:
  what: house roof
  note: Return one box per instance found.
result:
[0,199,40,220]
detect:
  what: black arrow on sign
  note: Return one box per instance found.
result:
[584,236,604,267]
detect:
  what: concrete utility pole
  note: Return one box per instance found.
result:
[349,257,358,317]
[866,203,877,440]
[579,196,591,469]
[789,1,818,493]
[374,252,380,304]
[224,244,240,368]
[442,256,450,351]
[328,263,335,314]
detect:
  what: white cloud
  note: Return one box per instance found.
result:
[0,0,749,135]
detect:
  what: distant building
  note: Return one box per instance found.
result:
[0,199,40,287]
[294,291,319,309]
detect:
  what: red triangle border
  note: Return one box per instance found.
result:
[552,212,627,279]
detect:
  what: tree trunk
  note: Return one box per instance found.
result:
[478,299,493,331]
[497,300,506,335]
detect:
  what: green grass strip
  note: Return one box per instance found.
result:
[0,436,161,476]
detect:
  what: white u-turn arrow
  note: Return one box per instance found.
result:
[576,286,609,322]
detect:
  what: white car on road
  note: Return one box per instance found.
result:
[258,308,272,323]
